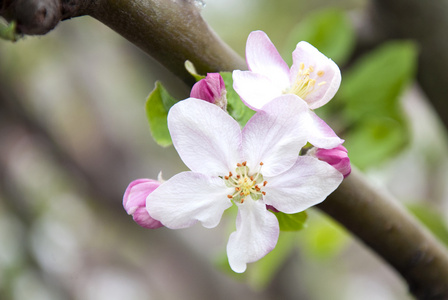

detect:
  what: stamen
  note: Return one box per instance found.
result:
[263,181,268,186]
[224,161,267,204]
[262,191,266,195]
[286,63,327,99]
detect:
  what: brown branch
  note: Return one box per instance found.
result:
[317,168,448,299]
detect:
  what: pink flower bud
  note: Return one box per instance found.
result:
[313,145,351,178]
[123,179,164,229]
[190,73,227,110]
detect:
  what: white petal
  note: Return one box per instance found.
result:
[290,41,341,109]
[305,111,344,149]
[146,172,233,229]
[263,156,343,214]
[233,70,284,111]
[242,95,309,177]
[227,197,279,273]
[168,98,241,176]
[245,30,290,89]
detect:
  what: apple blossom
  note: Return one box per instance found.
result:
[146,96,343,273]
[190,73,227,110]
[233,30,341,111]
[308,145,351,178]
[123,179,164,229]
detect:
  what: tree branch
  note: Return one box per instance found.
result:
[2,0,448,298]
[317,168,448,299]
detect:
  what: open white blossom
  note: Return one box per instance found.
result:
[146,96,343,272]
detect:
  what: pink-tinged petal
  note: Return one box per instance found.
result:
[233,70,284,111]
[123,179,163,229]
[132,207,164,229]
[305,111,344,149]
[290,41,341,109]
[245,30,290,88]
[263,156,343,214]
[227,197,279,273]
[168,98,241,176]
[190,73,227,109]
[242,95,309,177]
[146,172,233,229]
[314,145,351,178]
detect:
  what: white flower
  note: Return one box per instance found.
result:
[146,96,343,273]
[233,30,341,111]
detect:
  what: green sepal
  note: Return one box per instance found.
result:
[145,81,178,147]
[220,71,255,127]
[185,60,206,81]
[272,210,308,232]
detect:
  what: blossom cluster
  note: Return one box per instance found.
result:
[123,30,351,273]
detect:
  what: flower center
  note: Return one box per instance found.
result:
[224,161,267,203]
[286,62,326,99]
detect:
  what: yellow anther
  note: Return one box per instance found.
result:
[317,70,325,77]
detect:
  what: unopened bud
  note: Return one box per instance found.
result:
[311,145,351,178]
[123,179,164,229]
[190,73,227,110]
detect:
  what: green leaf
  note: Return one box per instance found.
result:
[220,72,255,127]
[299,210,349,259]
[339,41,417,169]
[340,41,417,124]
[145,82,178,147]
[0,21,19,42]
[407,203,448,247]
[345,116,409,169]
[185,60,205,81]
[273,210,308,232]
[284,9,355,65]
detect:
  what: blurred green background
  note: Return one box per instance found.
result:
[1,0,448,299]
